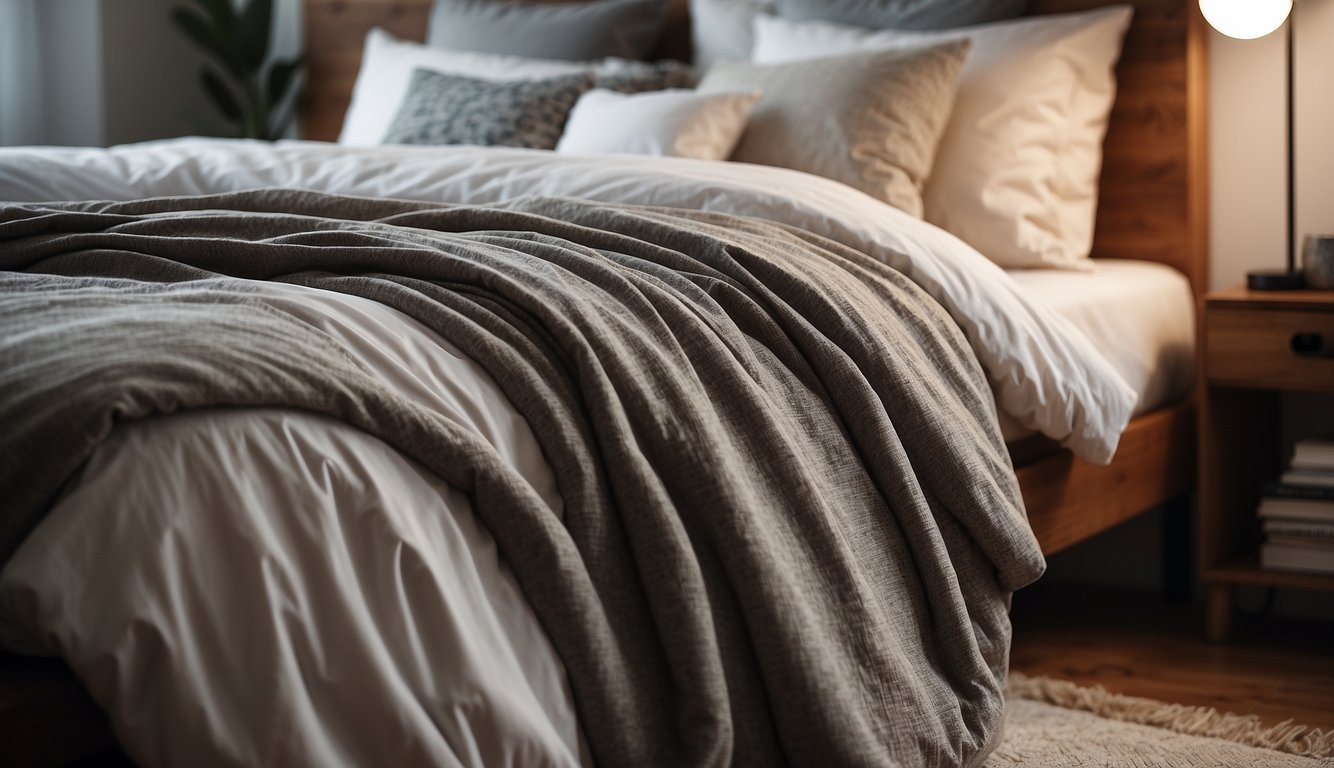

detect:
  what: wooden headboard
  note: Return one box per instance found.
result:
[301,0,1208,294]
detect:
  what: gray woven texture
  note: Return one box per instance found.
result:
[0,190,1044,767]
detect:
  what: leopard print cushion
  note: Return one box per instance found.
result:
[382,69,595,148]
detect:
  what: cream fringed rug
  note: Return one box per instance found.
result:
[987,674,1334,767]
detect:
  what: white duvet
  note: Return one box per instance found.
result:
[0,139,1134,767]
[0,138,1135,459]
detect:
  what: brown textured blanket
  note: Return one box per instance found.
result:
[0,189,1044,766]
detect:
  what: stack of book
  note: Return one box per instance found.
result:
[1259,438,1334,576]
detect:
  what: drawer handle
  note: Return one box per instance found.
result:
[1290,332,1334,358]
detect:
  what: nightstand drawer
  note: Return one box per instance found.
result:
[1205,307,1334,390]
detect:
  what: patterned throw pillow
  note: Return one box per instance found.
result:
[382,69,594,148]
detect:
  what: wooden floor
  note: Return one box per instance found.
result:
[1009,581,1334,731]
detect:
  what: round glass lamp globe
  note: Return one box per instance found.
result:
[1199,0,1293,40]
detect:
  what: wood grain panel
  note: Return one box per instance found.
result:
[302,0,430,142]
[1205,307,1334,391]
[1016,401,1196,555]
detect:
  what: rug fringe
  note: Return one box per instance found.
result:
[1008,673,1334,759]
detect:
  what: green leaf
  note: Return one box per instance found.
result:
[265,58,301,109]
[238,0,272,72]
[172,6,245,79]
[201,68,244,123]
[190,0,236,36]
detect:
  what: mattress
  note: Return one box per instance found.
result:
[1001,258,1195,442]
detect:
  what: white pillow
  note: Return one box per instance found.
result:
[340,28,593,146]
[556,89,760,160]
[688,0,775,71]
[753,7,1134,270]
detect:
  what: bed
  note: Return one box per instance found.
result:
[296,0,1208,556]
[0,0,1207,765]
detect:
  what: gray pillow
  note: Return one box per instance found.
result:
[594,60,698,93]
[427,0,671,61]
[383,69,594,149]
[775,0,1027,29]
[697,41,970,217]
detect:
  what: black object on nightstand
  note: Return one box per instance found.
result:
[1249,268,1306,291]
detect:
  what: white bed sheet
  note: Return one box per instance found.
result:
[999,259,1195,441]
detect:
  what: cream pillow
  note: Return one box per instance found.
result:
[753,7,1133,269]
[697,42,971,217]
[556,89,761,160]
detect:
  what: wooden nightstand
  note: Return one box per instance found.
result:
[1199,287,1334,642]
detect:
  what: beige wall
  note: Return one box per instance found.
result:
[1210,0,1334,289]
[37,0,302,146]
[104,0,303,144]
[1293,0,1334,250]
[102,0,216,145]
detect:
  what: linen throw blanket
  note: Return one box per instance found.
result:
[0,190,1045,767]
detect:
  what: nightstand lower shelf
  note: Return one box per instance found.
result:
[1203,553,1334,642]
[1205,552,1334,591]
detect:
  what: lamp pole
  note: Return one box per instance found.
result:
[1287,11,1296,276]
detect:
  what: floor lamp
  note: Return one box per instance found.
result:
[1200,0,1306,290]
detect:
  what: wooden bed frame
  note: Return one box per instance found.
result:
[1,1,1208,763]
[301,0,1210,555]
[1013,0,1207,555]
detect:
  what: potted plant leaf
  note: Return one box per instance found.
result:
[171,0,303,140]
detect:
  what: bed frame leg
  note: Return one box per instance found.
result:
[1160,494,1193,603]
